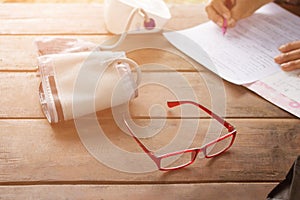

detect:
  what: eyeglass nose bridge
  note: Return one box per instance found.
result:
[200,146,208,158]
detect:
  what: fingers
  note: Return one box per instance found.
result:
[205,4,224,27]
[280,59,300,71]
[205,0,233,27]
[212,0,231,19]
[279,41,300,53]
[274,47,300,71]
[274,48,300,64]
[227,18,236,27]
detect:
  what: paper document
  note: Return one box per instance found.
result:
[163,3,300,85]
[163,3,300,118]
[263,70,300,103]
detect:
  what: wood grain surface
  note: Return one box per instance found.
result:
[0,3,299,200]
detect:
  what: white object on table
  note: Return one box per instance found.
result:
[104,0,171,34]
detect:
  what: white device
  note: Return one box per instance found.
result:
[104,0,171,34]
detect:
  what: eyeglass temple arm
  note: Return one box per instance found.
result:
[167,101,235,132]
[123,119,158,163]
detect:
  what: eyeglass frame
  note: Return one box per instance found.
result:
[123,100,237,171]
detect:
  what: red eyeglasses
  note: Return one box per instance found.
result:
[123,100,237,171]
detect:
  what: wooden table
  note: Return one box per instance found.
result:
[0,3,299,199]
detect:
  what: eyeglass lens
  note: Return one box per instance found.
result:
[160,151,196,170]
[160,132,234,169]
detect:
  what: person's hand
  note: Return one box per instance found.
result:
[205,0,273,28]
[205,0,234,27]
[274,41,300,71]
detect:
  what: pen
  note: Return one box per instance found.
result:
[222,17,227,35]
[222,0,232,35]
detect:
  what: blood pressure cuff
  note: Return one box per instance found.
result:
[267,155,300,200]
[36,37,141,124]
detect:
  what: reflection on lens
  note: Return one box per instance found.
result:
[160,151,194,170]
[206,134,233,157]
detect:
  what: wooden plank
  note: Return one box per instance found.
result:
[0,4,207,35]
[0,119,299,183]
[0,36,39,71]
[0,73,42,118]
[166,3,208,31]
[0,35,202,71]
[0,72,292,119]
[0,183,276,200]
[0,36,106,71]
[0,4,105,34]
